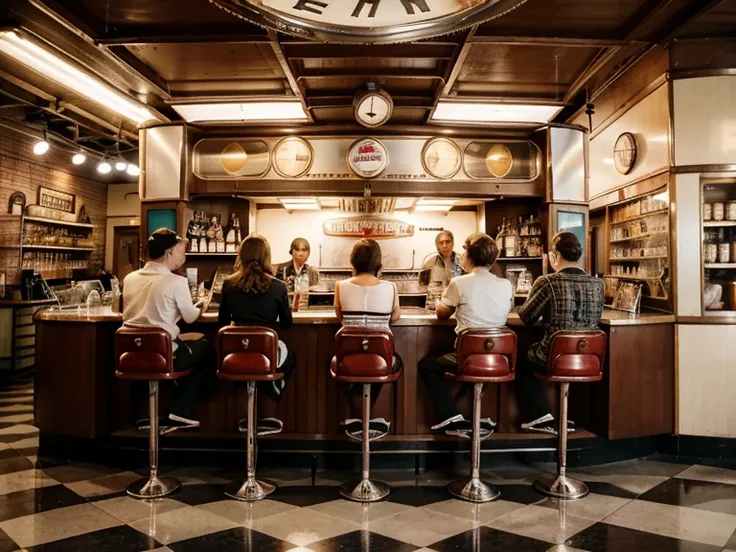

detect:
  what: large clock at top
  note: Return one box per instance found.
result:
[209,0,528,44]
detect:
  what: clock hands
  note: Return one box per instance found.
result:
[367,96,377,119]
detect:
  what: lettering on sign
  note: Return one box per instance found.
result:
[347,138,389,179]
[211,1,527,43]
[323,216,415,239]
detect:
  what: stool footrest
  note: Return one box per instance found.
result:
[126,476,180,499]
[339,479,390,502]
[533,473,589,500]
[447,478,500,503]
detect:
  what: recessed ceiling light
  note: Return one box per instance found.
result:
[172,102,308,123]
[430,102,562,124]
[280,198,319,210]
[0,31,160,125]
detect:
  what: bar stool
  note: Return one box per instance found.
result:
[445,327,517,503]
[216,326,282,501]
[115,326,189,499]
[533,330,607,500]
[330,326,401,502]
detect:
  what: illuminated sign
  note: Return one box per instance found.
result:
[323,216,415,239]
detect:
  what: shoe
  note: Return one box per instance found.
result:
[431,414,465,433]
[521,414,576,435]
[447,426,494,439]
[344,418,390,440]
[136,417,177,436]
[168,414,200,431]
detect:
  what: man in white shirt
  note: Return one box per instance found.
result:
[419,233,513,435]
[123,229,209,433]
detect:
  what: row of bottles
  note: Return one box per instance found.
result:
[495,216,543,258]
[24,223,93,248]
[704,228,736,264]
[186,212,242,253]
[21,251,89,272]
[610,214,668,242]
[611,193,668,223]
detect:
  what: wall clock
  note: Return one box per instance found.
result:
[354,88,393,128]
[422,138,462,179]
[613,132,637,175]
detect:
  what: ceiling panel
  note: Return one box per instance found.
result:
[453,44,598,98]
[476,0,648,38]
[78,0,236,25]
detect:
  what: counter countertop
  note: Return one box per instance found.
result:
[34,305,675,327]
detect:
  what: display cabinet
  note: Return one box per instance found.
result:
[702,178,736,315]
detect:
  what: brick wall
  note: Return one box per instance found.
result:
[0,126,109,284]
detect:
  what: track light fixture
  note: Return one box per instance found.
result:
[72,151,87,165]
[126,164,141,177]
[33,130,49,155]
[97,158,112,174]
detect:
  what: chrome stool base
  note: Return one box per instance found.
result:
[225,478,276,501]
[533,474,589,500]
[448,478,501,503]
[127,476,181,499]
[340,479,390,502]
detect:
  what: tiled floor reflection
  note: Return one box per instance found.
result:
[2,377,736,550]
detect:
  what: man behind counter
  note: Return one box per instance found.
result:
[275,237,320,292]
[422,230,465,288]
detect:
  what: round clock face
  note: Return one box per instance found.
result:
[355,93,392,128]
[613,132,637,175]
[422,138,462,179]
[272,137,313,178]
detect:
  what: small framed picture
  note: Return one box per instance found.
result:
[38,186,75,214]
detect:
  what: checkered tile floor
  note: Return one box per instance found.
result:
[2,377,736,551]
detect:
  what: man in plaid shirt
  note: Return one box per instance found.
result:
[517,232,604,434]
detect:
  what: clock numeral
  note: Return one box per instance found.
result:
[292,0,328,15]
[400,0,430,15]
[351,0,431,18]
[352,0,380,18]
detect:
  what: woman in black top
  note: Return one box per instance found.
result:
[218,235,296,433]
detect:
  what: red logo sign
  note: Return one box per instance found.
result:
[358,144,375,154]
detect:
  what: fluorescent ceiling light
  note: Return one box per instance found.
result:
[415,199,455,212]
[0,31,159,125]
[280,198,319,210]
[172,102,308,123]
[415,205,453,212]
[431,102,561,124]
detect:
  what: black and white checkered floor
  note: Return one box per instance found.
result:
[1,377,736,551]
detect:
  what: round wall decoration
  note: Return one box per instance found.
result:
[347,138,389,179]
[220,142,249,175]
[613,132,637,175]
[272,137,314,178]
[354,87,393,128]
[422,138,462,179]
[485,144,514,178]
[209,0,528,44]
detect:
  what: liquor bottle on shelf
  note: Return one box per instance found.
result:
[505,219,518,258]
[719,228,731,264]
[704,229,718,263]
[225,214,237,253]
[496,219,507,256]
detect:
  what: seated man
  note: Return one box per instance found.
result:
[275,237,320,293]
[517,231,604,434]
[422,230,465,289]
[419,233,513,435]
[123,228,210,433]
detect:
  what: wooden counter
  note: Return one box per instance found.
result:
[33,306,675,455]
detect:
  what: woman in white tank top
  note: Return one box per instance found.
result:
[334,239,401,438]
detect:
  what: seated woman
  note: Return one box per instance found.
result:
[218,234,296,435]
[334,239,401,438]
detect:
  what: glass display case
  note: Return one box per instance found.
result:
[702,179,736,315]
[604,188,670,311]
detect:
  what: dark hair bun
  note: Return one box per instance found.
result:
[555,232,583,262]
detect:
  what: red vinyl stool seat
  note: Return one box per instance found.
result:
[445,328,517,503]
[330,326,400,502]
[532,330,607,500]
[216,326,283,501]
[115,326,191,499]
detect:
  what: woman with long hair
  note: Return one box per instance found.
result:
[334,238,402,438]
[218,234,296,435]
